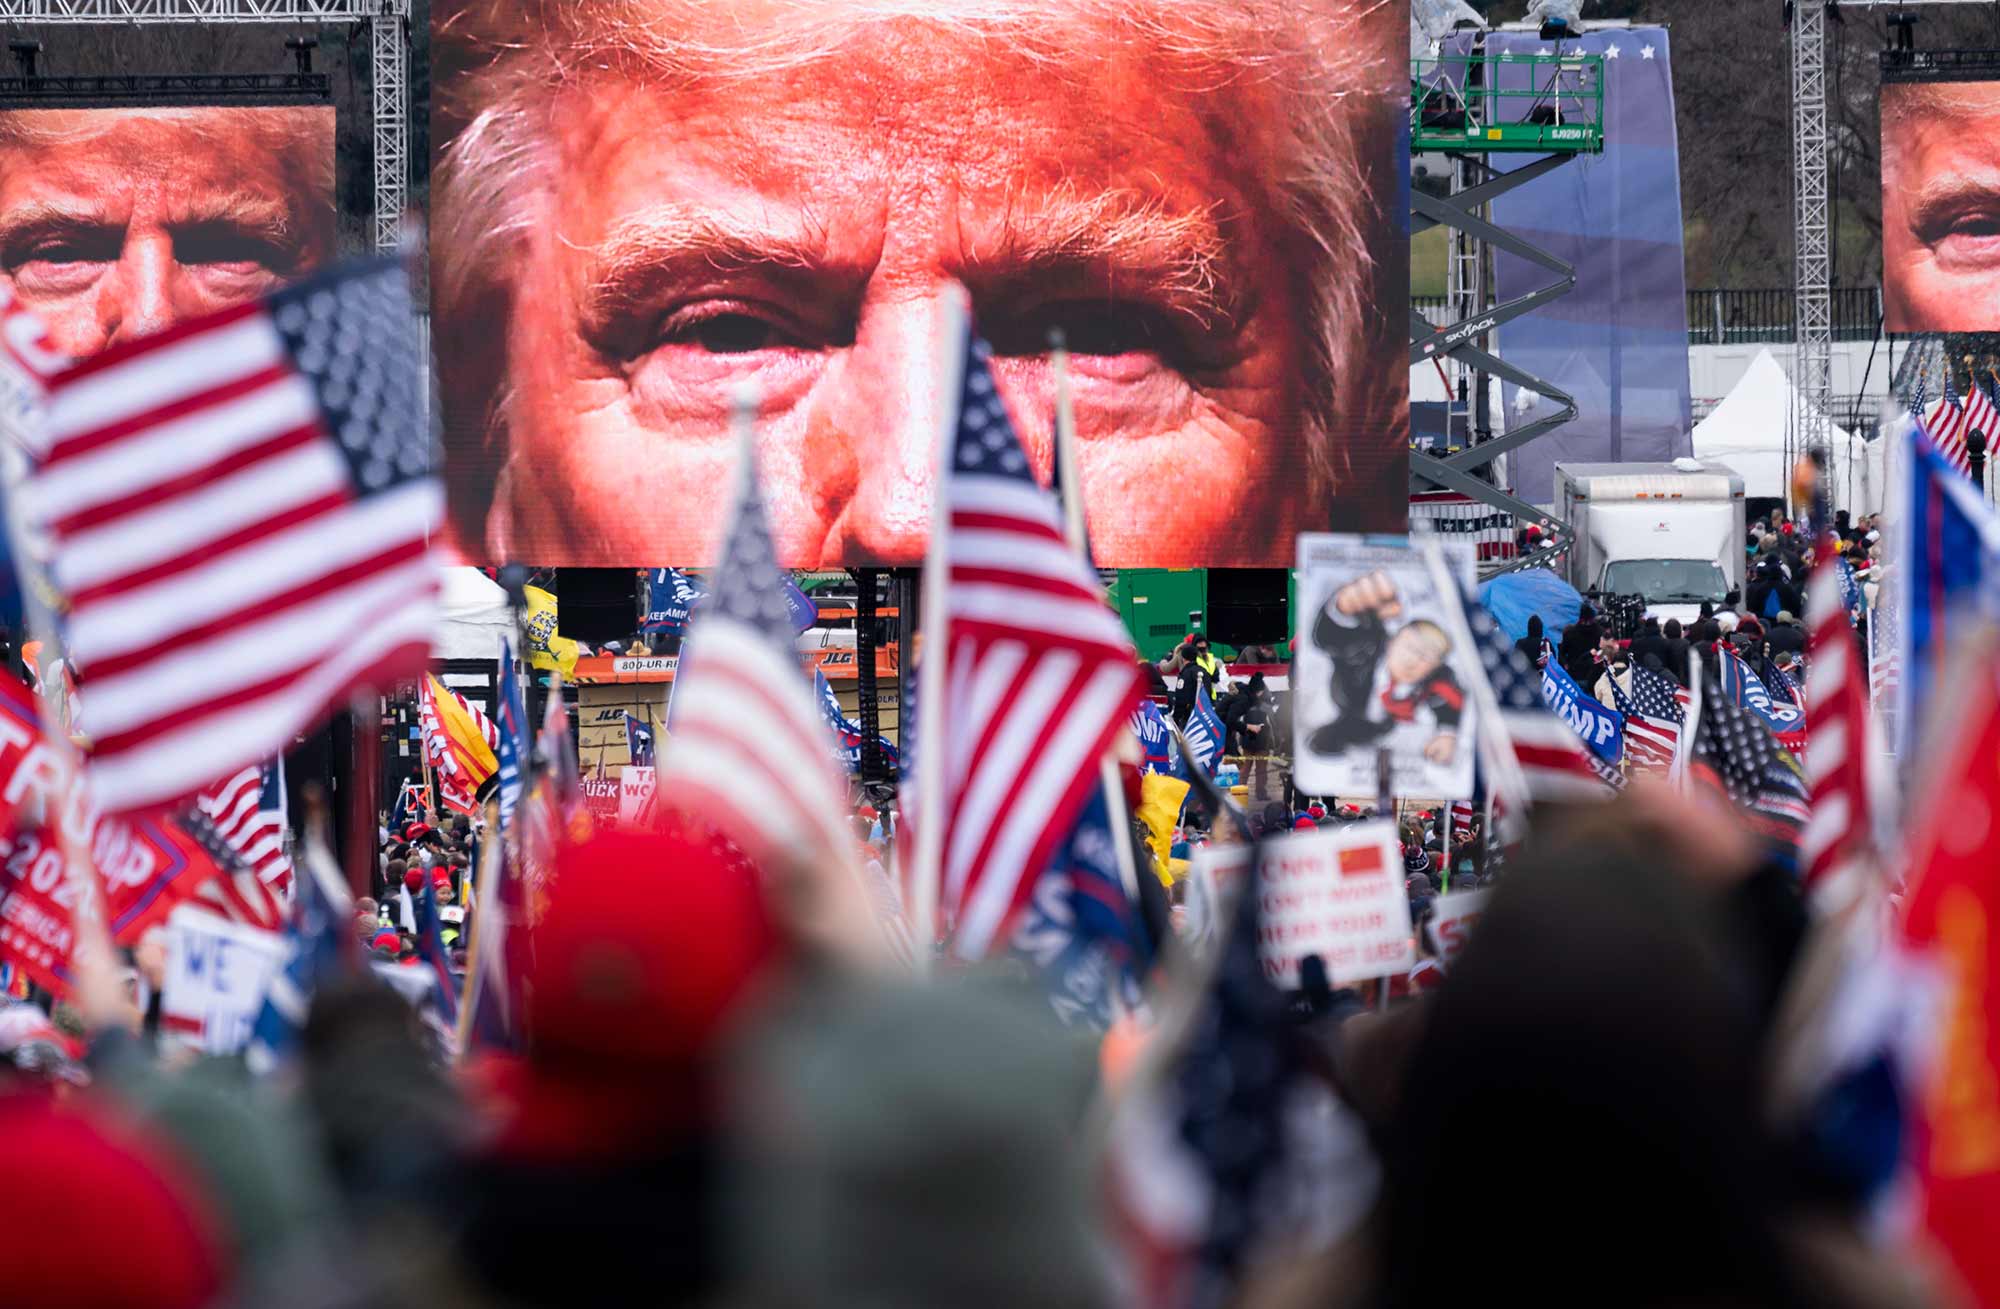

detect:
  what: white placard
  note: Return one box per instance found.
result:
[1191,823,1416,989]
[1424,889,1491,965]
[618,765,658,826]
[1293,534,1478,800]
[160,906,286,1055]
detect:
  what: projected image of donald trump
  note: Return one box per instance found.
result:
[0,107,335,360]
[431,0,1407,568]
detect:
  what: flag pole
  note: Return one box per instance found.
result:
[908,292,969,975]
[1050,331,1146,907]
[1415,534,1533,819]
[453,793,502,1059]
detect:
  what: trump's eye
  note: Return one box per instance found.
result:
[175,226,294,278]
[1915,197,2000,268]
[657,304,810,354]
[5,229,120,295]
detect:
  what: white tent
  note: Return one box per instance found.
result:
[1691,348,1885,515]
[436,565,513,661]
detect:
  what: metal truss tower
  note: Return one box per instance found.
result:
[1790,0,1832,481]
[0,0,410,254]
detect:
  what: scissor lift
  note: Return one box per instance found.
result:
[1411,46,1604,574]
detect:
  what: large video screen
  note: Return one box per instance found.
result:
[1882,81,2000,333]
[0,106,336,360]
[429,1,1410,568]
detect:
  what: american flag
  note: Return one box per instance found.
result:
[928,333,1143,961]
[1800,552,1873,908]
[1465,597,1619,802]
[1612,664,1689,772]
[419,674,499,816]
[1688,667,1812,868]
[27,259,439,814]
[193,761,291,891]
[652,425,861,886]
[1924,369,1997,479]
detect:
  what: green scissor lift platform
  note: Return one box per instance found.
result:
[1413,52,1606,155]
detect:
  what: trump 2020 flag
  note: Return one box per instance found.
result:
[27,258,439,813]
[1183,677,1226,776]
[642,568,705,636]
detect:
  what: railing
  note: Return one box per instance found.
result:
[1413,288,1885,345]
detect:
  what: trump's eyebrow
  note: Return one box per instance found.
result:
[958,187,1236,333]
[578,205,852,340]
[1905,167,2000,230]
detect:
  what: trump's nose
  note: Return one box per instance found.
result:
[95,234,178,352]
[804,294,952,565]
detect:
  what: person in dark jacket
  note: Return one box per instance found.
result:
[1513,614,1547,667]
[1628,616,1671,671]
[1745,557,1802,621]
[1658,618,1693,685]
[1557,606,1602,688]
[1764,611,1806,658]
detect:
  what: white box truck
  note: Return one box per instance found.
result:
[1553,459,1748,628]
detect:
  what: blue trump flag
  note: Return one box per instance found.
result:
[647,568,814,636]
[642,568,705,635]
[624,712,655,768]
[1183,677,1226,775]
[1538,656,1624,762]
[1131,699,1183,778]
[1898,419,2000,755]
[814,668,898,774]
[1718,642,1806,738]
[1010,784,1152,1032]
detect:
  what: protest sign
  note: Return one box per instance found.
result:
[1425,889,1491,964]
[581,777,621,826]
[160,906,285,1055]
[1539,658,1624,762]
[1293,535,1478,799]
[618,766,658,827]
[1192,823,1415,988]
[0,830,77,997]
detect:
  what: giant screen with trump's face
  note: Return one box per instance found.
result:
[1882,77,2000,334]
[0,106,336,361]
[429,0,1411,569]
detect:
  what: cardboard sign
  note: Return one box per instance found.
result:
[1191,823,1415,988]
[1425,889,1491,965]
[1292,534,1478,800]
[160,907,285,1055]
[618,766,657,827]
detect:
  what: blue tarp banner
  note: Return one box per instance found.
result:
[1478,568,1585,643]
[1480,27,1694,502]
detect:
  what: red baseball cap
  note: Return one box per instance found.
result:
[491,822,779,1163]
[402,868,424,893]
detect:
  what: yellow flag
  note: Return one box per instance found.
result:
[1136,773,1190,886]
[523,585,582,678]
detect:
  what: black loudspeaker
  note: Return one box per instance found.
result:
[1206,568,1290,650]
[552,569,642,647]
